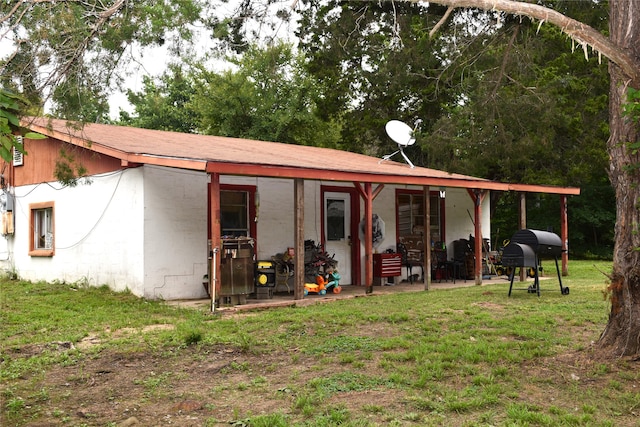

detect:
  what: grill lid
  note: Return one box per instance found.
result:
[502,243,537,267]
[510,229,563,258]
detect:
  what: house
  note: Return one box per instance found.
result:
[0,117,580,301]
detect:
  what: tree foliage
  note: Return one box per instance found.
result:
[0,88,45,163]
[190,42,342,147]
[1,0,206,122]
[119,64,198,133]
[423,1,610,186]
[297,1,454,156]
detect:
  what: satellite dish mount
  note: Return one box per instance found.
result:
[380,119,422,168]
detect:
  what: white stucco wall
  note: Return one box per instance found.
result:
[1,168,492,298]
[142,166,209,300]
[4,169,145,293]
[1,166,210,300]
[444,188,491,257]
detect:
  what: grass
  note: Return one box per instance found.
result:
[2,260,636,426]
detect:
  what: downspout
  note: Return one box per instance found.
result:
[211,247,218,313]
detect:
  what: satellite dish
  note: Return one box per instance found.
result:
[386,120,416,147]
[379,119,422,168]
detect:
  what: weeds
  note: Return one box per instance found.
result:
[2,260,632,426]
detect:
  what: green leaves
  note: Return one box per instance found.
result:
[1,1,207,121]
[0,88,44,163]
[191,42,342,147]
[623,88,640,124]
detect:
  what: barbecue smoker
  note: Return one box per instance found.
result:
[502,229,569,296]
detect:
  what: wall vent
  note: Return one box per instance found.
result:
[13,136,23,167]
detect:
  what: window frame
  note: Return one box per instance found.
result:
[395,189,445,243]
[29,201,55,257]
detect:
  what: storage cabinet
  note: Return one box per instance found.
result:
[373,253,402,285]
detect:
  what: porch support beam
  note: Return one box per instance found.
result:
[560,195,569,276]
[355,182,381,294]
[362,183,374,294]
[467,189,487,285]
[294,178,305,300]
[518,192,527,282]
[209,173,221,308]
[424,186,431,290]
[354,182,384,201]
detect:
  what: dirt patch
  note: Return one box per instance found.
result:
[473,301,505,311]
[5,315,638,426]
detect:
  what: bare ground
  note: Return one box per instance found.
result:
[4,322,639,427]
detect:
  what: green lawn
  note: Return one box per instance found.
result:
[3,260,637,426]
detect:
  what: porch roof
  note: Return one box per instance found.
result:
[24,117,579,195]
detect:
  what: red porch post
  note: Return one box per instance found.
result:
[518,192,527,282]
[424,186,431,290]
[467,189,487,285]
[560,195,569,276]
[209,173,221,306]
[294,178,305,300]
[363,183,373,293]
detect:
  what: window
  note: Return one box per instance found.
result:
[221,190,249,237]
[325,198,345,241]
[30,202,54,256]
[396,191,443,242]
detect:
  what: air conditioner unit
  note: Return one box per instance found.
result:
[13,136,23,167]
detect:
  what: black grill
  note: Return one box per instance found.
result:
[510,229,563,258]
[502,243,537,268]
[504,229,568,296]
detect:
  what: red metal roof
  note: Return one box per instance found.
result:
[23,117,580,195]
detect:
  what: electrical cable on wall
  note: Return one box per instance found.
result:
[55,170,125,250]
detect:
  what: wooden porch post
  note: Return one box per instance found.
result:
[518,192,527,282]
[424,186,431,290]
[467,189,487,285]
[209,173,221,306]
[363,183,373,294]
[294,178,305,300]
[354,182,383,294]
[560,195,569,276]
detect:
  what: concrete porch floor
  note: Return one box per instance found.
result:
[169,275,524,313]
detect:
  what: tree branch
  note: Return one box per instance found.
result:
[409,0,640,82]
[429,6,454,39]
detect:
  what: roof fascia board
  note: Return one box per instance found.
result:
[127,154,207,171]
[206,161,511,191]
[23,119,580,196]
[507,183,581,195]
[206,162,580,195]
[25,120,207,171]
[25,121,129,160]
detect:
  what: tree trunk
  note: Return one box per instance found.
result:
[598,0,640,356]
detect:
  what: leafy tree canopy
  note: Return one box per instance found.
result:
[1,0,207,122]
[119,64,199,133]
[0,88,45,163]
[189,42,342,148]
